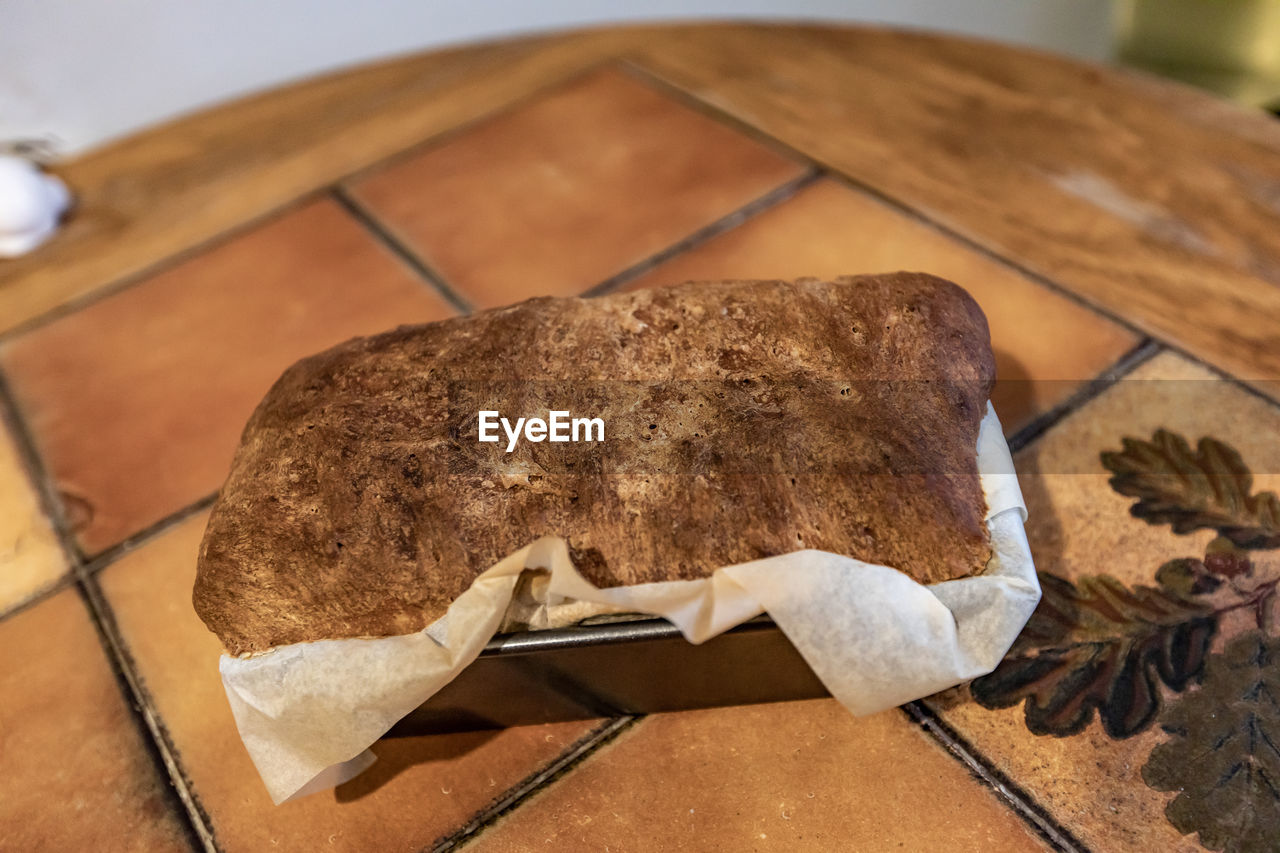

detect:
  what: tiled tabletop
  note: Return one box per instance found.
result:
[3,25,1280,853]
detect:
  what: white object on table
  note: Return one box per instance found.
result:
[0,155,71,258]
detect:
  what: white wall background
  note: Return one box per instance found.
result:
[2,0,1117,157]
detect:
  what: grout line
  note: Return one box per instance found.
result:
[428,716,639,852]
[581,169,824,298]
[824,167,1153,340]
[0,367,218,850]
[0,570,77,623]
[901,702,1091,853]
[616,59,1153,343]
[0,367,87,566]
[75,572,220,853]
[0,190,331,348]
[80,491,217,575]
[1160,341,1280,411]
[1005,338,1163,454]
[336,60,623,189]
[1,358,220,582]
[330,186,475,315]
[614,59,826,186]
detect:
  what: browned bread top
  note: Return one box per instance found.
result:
[194,274,995,656]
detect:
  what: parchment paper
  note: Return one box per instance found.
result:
[220,403,1039,804]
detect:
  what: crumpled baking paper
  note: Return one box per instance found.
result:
[219,403,1039,803]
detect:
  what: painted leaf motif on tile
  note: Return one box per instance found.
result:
[1157,538,1263,603]
[1102,430,1280,549]
[970,572,1215,738]
[1143,630,1280,853]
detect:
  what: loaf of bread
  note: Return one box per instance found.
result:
[194,274,995,656]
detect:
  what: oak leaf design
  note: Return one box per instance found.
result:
[971,572,1215,738]
[1143,630,1280,853]
[1101,431,1280,549]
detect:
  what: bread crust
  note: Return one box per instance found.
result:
[194,274,996,655]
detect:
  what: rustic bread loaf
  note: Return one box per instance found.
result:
[194,274,995,656]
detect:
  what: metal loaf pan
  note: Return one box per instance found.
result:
[389,615,828,736]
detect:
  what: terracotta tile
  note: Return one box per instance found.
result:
[624,178,1139,433]
[346,67,806,309]
[0,586,191,851]
[468,701,1047,852]
[1,199,457,555]
[98,511,600,852]
[932,351,1280,852]
[0,419,65,612]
